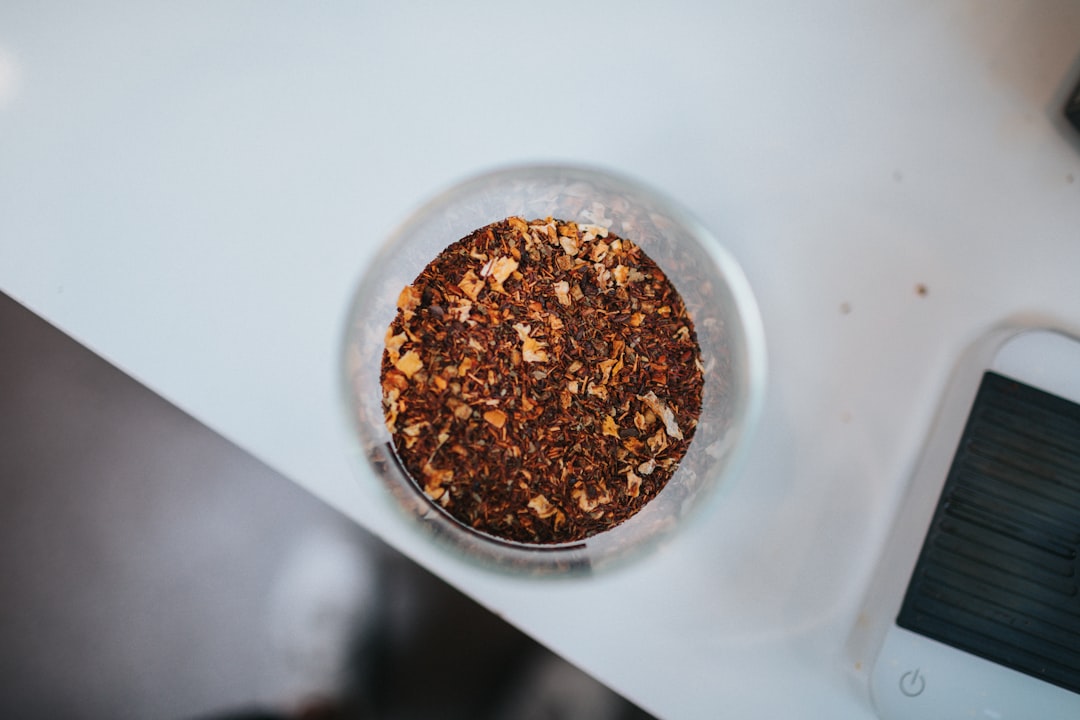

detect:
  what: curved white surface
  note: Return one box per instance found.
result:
[2,3,1080,717]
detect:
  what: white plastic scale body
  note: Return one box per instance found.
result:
[867,328,1080,720]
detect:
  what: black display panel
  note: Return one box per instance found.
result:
[898,372,1080,695]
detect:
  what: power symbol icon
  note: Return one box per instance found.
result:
[899,668,926,697]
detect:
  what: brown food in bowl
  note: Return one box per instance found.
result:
[381,216,703,544]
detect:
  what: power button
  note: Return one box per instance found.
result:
[899,669,926,697]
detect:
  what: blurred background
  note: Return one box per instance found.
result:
[0,291,654,720]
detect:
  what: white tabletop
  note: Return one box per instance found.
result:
[3,2,1079,717]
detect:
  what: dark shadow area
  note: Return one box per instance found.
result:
[0,292,654,720]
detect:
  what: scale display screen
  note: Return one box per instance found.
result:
[897,371,1080,695]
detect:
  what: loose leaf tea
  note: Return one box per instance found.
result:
[380,217,704,544]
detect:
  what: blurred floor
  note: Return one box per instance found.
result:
[0,292,654,720]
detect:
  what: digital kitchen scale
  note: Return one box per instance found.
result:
[869,328,1080,719]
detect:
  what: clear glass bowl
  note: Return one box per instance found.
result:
[341,164,766,575]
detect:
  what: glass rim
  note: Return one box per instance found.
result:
[339,162,767,576]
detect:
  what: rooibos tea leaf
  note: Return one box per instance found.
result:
[381,217,704,544]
